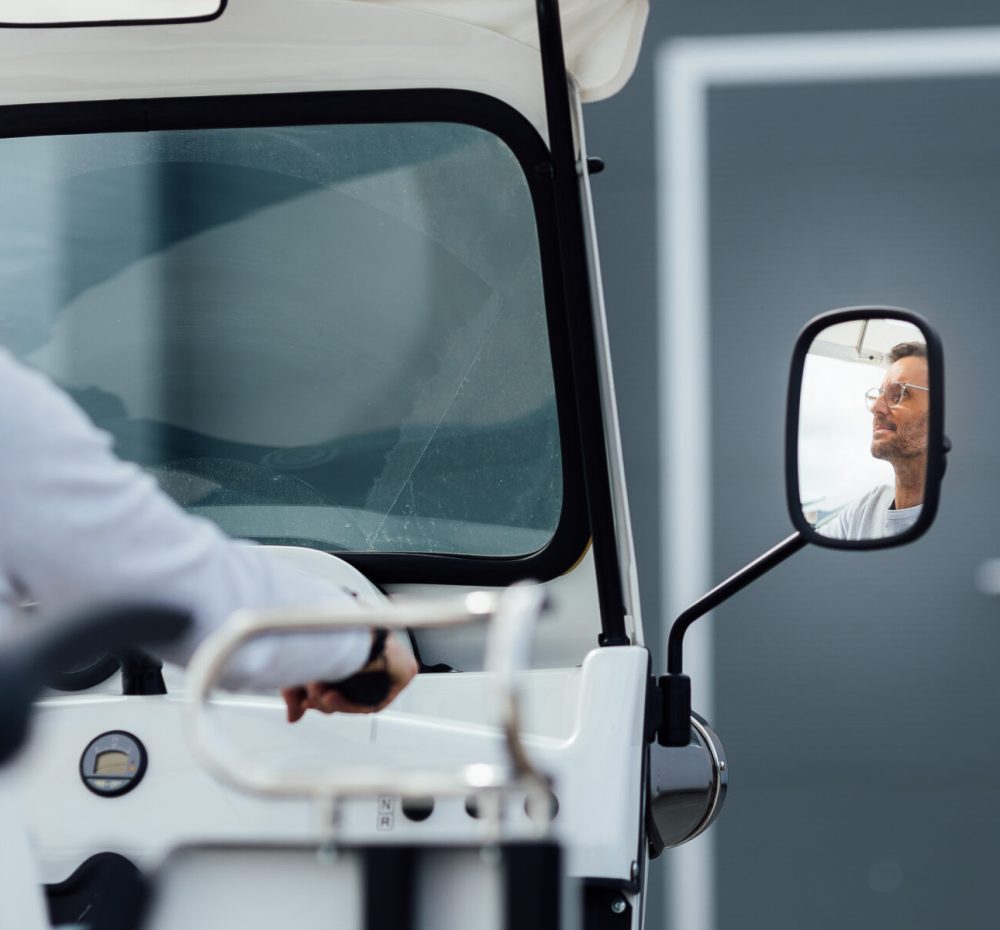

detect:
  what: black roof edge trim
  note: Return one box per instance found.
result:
[0,0,227,29]
[0,87,589,588]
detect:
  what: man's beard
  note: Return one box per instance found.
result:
[871,412,929,462]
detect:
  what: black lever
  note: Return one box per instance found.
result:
[116,649,169,696]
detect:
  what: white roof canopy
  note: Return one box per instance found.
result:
[0,0,648,113]
[371,0,649,102]
[810,318,926,368]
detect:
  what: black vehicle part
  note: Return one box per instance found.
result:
[535,0,628,646]
[45,852,149,930]
[118,649,168,695]
[49,646,170,694]
[419,662,458,674]
[583,881,632,929]
[47,650,120,692]
[362,846,416,930]
[0,604,190,765]
[659,532,807,746]
[359,842,562,930]
[504,842,563,930]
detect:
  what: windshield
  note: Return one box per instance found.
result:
[0,119,562,556]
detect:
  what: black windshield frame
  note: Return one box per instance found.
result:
[0,88,589,586]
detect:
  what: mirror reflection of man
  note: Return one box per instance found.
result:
[823,342,929,540]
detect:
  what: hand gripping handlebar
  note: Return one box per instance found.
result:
[183,583,551,830]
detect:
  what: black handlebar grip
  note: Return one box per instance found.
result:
[331,670,392,707]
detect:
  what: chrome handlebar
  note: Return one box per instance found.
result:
[184,583,550,819]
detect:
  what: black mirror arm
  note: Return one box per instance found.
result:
[658,531,808,746]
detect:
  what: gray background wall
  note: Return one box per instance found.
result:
[586,3,1000,929]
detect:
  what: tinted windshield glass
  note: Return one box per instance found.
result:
[0,122,561,555]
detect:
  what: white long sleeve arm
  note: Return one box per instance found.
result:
[0,348,371,690]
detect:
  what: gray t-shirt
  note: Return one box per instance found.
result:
[0,347,371,690]
[820,484,922,541]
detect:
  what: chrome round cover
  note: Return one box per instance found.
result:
[647,713,727,855]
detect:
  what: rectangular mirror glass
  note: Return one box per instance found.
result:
[798,317,930,541]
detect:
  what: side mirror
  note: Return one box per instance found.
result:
[655,306,947,752]
[786,306,946,549]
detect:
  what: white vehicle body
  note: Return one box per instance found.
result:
[1,2,657,928]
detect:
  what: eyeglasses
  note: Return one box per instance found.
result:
[864,381,929,410]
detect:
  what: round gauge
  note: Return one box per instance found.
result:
[79,731,147,798]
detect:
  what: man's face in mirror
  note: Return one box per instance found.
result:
[870,354,929,465]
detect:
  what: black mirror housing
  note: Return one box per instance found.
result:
[785,306,946,550]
